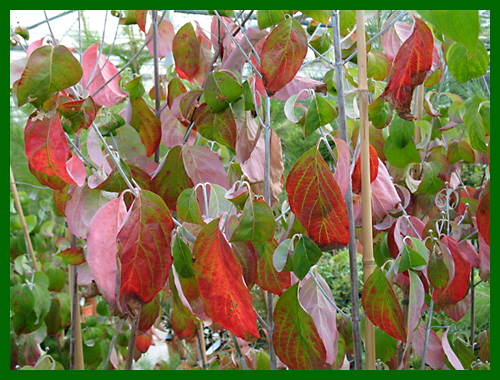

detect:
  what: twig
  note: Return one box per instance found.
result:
[125,310,141,370]
[103,319,124,370]
[420,297,435,369]
[231,334,249,370]
[151,10,162,164]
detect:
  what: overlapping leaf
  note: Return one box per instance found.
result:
[476,184,490,246]
[203,71,243,113]
[117,190,174,316]
[230,197,276,242]
[253,240,290,296]
[286,146,349,250]
[57,96,97,133]
[379,17,434,120]
[351,143,379,193]
[193,102,237,149]
[260,17,308,95]
[193,218,260,342]
[172,22,200,81]
[181,145,229,189]
[146,18,175,58]
[127,97,161,157]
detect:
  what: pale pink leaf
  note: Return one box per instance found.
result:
[274,76,325,102]
[66,152,86,187]
[82,42,127,107]
[26,37,48,57]
[146,18,175,58]
[478,228,490,282]
[76,262,93,286]
[222,27,269,72]
[86,126,112,174]
[443,291,471,322]
[382,19,413,61]
[86,196,127,306]
[331,137,351,198]
[160,107,196,147]
[442,329,464,370]
[298,273,338,365]
[407,270,425,339]
[65,184,116,238]
[412,321,444,368]
[458,239,479,268]
[182,145,229,189]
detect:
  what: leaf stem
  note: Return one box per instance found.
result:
[125,310,141,370]
[420,297,435,370]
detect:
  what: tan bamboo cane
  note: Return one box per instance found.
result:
[355,10,376,370]
[68,263,85,369]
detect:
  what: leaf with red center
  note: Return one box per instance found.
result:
[253,240,290,296]
[87,196,127,307]
[433,236,471,308]
[13,45,82,108]
[351,143,379,193]
[146,18,175,58]
[172,23,200,82]
[55,247,85,265]
[231,242,258,290]
[127,97,161,157]
[24,112,78,186]
[192,218,260,342]
[117,190,174,317]
[260,17,308,95]
[379,16,434,121]
[286,146,349,250]
[193,102,237,149]
[273,282,328,370]
[29,163,66,190]
[182,145,229,189]
[362,267,406,341]
[82,42,127,107]
[57,96,98,133]
[150,145,193,211]
[476,184,490,246]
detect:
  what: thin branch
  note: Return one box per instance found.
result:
[420,297,435,370]
[103,319,124,370]
[231,334,249,370]
[43,10,58,44]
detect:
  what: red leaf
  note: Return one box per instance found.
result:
[117,190,174,316]
[433,236,471,308]
[362,267,406,341]
[28,163,66,190]
[126,97,161,157]
[253,240,290,296]
[379,16,434,120]
[135,10,148,33]
[193,218,260,342]
[273,283,328,369]
[286,146,349,250]
[260,17,308,95]
[172,23,200,82]
[82,42,127,107]
[66,152,86,187]
[87,196,127,306]
[138,296,161,332]
[231,242,258,290]
[57,96,98,132]
[476,184,490,245]
[146,18,175,58]
[135,333,152,353]
[150,145,193,211]
[24,112,77,186]
[181,145,229,189]
[351,144,379,193]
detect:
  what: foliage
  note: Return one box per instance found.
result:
[10,10,489,370]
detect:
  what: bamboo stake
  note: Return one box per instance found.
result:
[331,10,363,370]
[197,321,208,369]
[10,166,39,272]
[68,263,84,369]
[355,10,376,370]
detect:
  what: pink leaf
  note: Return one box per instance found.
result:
[160,107,196,148]
[412,322,444,368]
[181,145,229,189]
[222,27,268,72]
[87,196,127,306]
[146,18,175,58]
[66,152,86,187]
[442,329,464,370]
[274,76,326,102]
[82,42,127,107]
[331,137,351,198]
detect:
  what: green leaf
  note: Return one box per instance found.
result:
[367,50,391,81]
[31,283,51,323]
[368,97,392,129]
[172,22,200,81]
[177,188,205,225]
[173,234,195,278]
[193,102,237,149]
[292,235,323,279]
[300,10,331,25]
[362,267,406,341]
[417,161,445,194]
[128,97,161,157]
[231,197,276,242]
[272,283,328,369]
[203,71,243,113]
[10,283,35,314]
[417,10,479,55]
[428,250,449,289]
[309,33,332,56]
[447,140,475,164]
[55,247,86,265]
[123,75,145,99]
[389,117,415,148]
[398,243,427,273]
[463,99,489,153]
[46,266,66,292]
[13,45,83,107]
[257,10,292,29]
[375,327,398,363]
[384,134,421,168]
[446,40,489,84]
[304,94,338,137]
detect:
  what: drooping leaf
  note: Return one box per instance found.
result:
[303,93,338,137]
[150,145,193,211]
[13,45,82,107]
[292,235,323,280]
[231,241,258,290]
[286,146,349,250]
[193,218,260,342]
[230,197,276,242]
[138,295,161,333]
[122,75,145,100]
[203,71,244,113]
[88,158,132,193]
[127,97,161,157]
[398,244,427,273]
[379,17,434,121]
[56,247,85,265]
[298,273,338,364]
[167,77,187,108]
[362,267,406,341]
[257,10,293,29]
[384,134,421,168]
[177,188,205,225]
[253,240,290,295]
[81,42,127,107]
[407,270,425,342]
[182,145,229,189]
[447,140,475,164]
[146,17,175,58]
[417,161,445,194]
[193,102,237,149]
[445,40,489,84]
[273,283,328,369]
[28,163,66,190]
[170,281,198,340]
[427,249,450,289]
[463,98,489,153]
[57,96,98,133]
[412,322,444,368]
[367,50,392,81]
[260,17,308,95]
[117,190,174,317]
[87,196,127,306]
[24,112,78,186]
[476,184,490,246]
[351,143,379,193]
[172,22,200,81]
[222,27,269,73]
[172,234,195,278]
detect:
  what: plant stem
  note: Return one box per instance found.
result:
[125,310,141,370]
[356,10,376,370]
[420,297,435,370]
[103,319,124,370]
[469,267,476,351]
[68,241,84,370]
[231,334,249,370]
[151,10,161,164]
[331,10,363,370]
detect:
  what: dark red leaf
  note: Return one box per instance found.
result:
[476,184,490,245]
[192,218,260,342]
[117,190,174,317]
[24,112,77,186]
[351,143,379,193]
[260,17,308,95]
[253,240,291,296]
[286,146,349,250]
[379,16,434,120]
